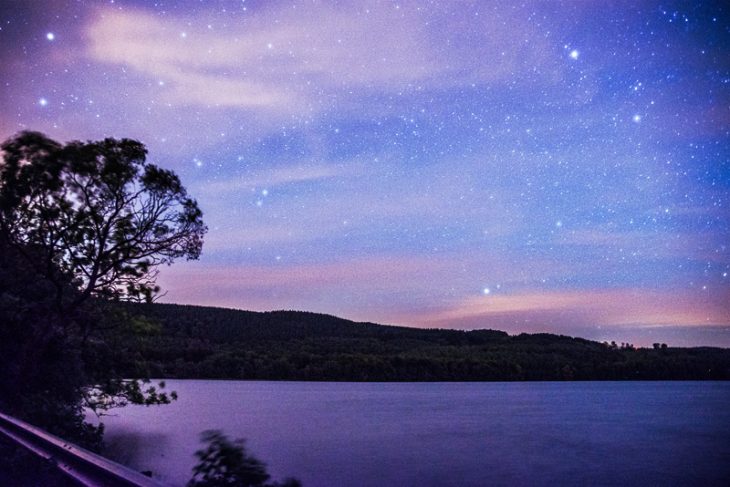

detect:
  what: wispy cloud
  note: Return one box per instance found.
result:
[84,3,556,111]
[404,288,730,332]
[193,155,527,253]
[200,162,365,194]
[159,255,730,346]
[85,6,430,110]
[86,9,295,110]
[157,254,456,321]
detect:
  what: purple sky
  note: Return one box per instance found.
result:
[1,1,729,346]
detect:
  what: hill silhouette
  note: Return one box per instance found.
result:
[113,302,730,381]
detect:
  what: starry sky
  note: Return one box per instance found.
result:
[1,1,729,346]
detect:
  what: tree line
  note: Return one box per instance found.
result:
[115,302,730,382]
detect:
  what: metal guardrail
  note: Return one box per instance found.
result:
[0,411,169,486]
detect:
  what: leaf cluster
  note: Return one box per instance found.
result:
[188,430,300,487]
[0,131,206,305]
[0,131,205,453]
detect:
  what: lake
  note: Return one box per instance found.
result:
[94,381,730,486]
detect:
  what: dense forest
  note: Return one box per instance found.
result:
[113,302,730,382]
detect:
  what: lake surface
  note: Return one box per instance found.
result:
[94,381,730,486]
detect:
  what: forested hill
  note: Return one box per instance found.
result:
[113,302,730,381]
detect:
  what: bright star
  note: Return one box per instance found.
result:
[632,114,642,123]
[261,189,269,196]
[46,32,55,41]
[569,49,579,60]
[482,287,491,295]
[38,98,48,106]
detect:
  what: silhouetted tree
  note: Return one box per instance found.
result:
[0,131,206,308]
[0,131,206,442]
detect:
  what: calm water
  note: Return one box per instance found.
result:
[94,381,730,486]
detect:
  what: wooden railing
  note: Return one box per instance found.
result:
[0,411,168,486]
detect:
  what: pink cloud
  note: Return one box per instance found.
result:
[84,3,558,111]
[157,254,455,319]
[400,288,730,332]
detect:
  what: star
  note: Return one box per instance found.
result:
[0,1,727,348]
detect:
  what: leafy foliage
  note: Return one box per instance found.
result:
[0,131,206,305]
[0,131,205,450]
[188,430,300,487]
[0,242,105,447]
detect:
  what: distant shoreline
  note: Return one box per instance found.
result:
[110,302,730,382]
